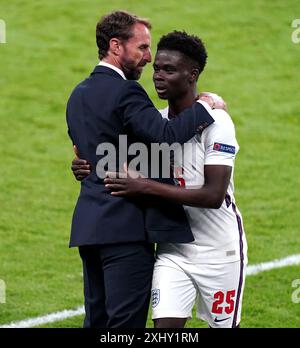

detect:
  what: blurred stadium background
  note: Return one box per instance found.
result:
[0,0,299,328]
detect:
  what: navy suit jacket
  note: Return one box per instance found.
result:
[66,65,214,247]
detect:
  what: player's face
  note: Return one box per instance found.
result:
[153,50,194,100]
[119,23,152,80]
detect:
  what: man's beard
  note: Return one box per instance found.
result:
[121,58,144,80]
[122,63,142,80]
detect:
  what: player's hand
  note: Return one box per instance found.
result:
[71,145,91,181]
[106,163,145,179]
[104,163,148,197]
[198,92,227,111]
[104,176,149,197]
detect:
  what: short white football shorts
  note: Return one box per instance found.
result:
[151,255,247,328]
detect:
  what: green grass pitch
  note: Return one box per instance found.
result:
[0,0,300,328]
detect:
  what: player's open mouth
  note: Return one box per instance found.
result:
[155,85,168,94]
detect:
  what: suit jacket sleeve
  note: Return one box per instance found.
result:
[116,80,215,144]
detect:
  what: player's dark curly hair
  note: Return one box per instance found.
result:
[157,31,207,76]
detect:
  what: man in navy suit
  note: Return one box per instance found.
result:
[66,10,216,328]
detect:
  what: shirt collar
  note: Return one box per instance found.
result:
[98,61,127,80]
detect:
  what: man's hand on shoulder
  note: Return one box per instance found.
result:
[198,92,227,112]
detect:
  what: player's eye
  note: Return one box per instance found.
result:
[153,65,160,73]
[164,66,176,73]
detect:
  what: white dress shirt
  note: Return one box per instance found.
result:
[98,61,126,80]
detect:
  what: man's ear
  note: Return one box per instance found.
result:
[190,68,200,83]
[109,38,122,56]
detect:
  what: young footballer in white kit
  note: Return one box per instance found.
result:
[74,31,248,328]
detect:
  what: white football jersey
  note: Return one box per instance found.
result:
[157,107,248,264]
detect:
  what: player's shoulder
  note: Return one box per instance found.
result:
[211,109,235,127]
[202,109,236,140]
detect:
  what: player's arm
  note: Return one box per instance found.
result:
[105,110,236,207]
[104,165,232,209]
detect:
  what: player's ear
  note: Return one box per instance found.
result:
[190,68,199,83]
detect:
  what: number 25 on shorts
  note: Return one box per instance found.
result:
[211,290,236,314]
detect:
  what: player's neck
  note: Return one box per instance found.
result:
[168,87,198,118]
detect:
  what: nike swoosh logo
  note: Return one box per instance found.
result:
[214,317,231,322]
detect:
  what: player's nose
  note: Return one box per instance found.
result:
[153,71,164,82]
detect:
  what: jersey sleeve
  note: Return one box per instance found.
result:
[203,110,239,167]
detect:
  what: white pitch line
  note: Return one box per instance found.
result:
[246,253,300,276]
[0,306,85,329]
[1,253,300,329]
